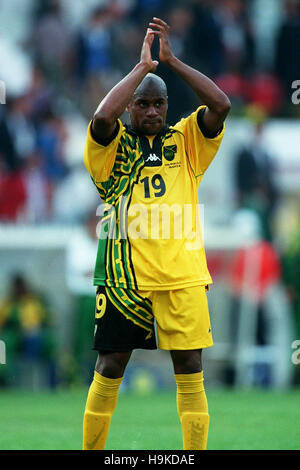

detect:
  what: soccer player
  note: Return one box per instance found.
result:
[82,17,231,450]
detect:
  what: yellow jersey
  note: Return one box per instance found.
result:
[84,105,225,290]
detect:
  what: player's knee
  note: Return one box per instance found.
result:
[171,350,202,374]
[95,351,131,379]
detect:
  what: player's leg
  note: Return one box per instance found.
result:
[153,286,212,450]
[170,349,202,374]
[170,349,209,450]
[95,350,132,378]
[83,351,131,450]
[83,286,156,450]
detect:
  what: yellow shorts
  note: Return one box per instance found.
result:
[140,285,213,350]
[93,285,213,352]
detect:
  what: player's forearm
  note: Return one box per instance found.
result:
[93,62,151,139]
[166,56,230,116]
[94,62,151,120]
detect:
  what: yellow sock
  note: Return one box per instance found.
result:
[82,371,123,450]
[175,371,210,450]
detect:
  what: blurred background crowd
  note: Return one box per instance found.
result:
[0,0,300,390]
[1,0,300,225]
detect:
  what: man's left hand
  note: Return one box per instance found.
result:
[149,17,175,65]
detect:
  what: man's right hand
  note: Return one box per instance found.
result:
[140,28,159,73]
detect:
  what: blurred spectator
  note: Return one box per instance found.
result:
[245,71,284,116]
[110,20,145,76]
[5,94,36,162]
[74,5,122,115]
[274,0,300,102]
[0,274,57,388]
[215,0,255,75]
[213,0,256,111]
[26,65,54,125]
[215,71,249,112]
[167,5,193,59]
[215,68,283,116]
[234,117,279,241]
[0,155,27,222]
[0,107,19,171]
[0,0,297,229]
[226,209,292,387]
[22,151,50,223]
[36,109,69,185]
[75,6,114,82]
[27,0,72,89]
[185,0,224,78]
[129,0,173,24]
[230,210,281,301]
[0,88,63,223]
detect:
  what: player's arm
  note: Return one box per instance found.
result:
[92,29,159,143]
[149,17,231,135]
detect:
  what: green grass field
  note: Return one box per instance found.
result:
[0,386,299,450]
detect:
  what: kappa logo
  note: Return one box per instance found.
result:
[145,153,161,162]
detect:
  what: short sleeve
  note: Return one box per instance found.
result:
[84,118,123,184]
[173,106,225,178]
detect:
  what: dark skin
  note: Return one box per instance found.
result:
[127,83,168,136]
[92,18,231,378]
[95,350,203,378]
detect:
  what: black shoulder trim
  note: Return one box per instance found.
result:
[91,120,120,146]
[124,124,170,137]
[197,107,223,139]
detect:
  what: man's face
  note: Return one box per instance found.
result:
[127,91,168,135]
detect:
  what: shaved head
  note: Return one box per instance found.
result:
[132,73,168,101]
[127,73,168,135]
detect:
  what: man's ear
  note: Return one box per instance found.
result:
[126,103,130,113]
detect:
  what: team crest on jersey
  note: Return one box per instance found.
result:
[163,145,177,161]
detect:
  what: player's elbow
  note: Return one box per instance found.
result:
[222,96,231,115]
[93,109,117,140]
[214,95,231,119]
[93,109,115,128]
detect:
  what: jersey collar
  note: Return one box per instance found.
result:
[124,124,170,138]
